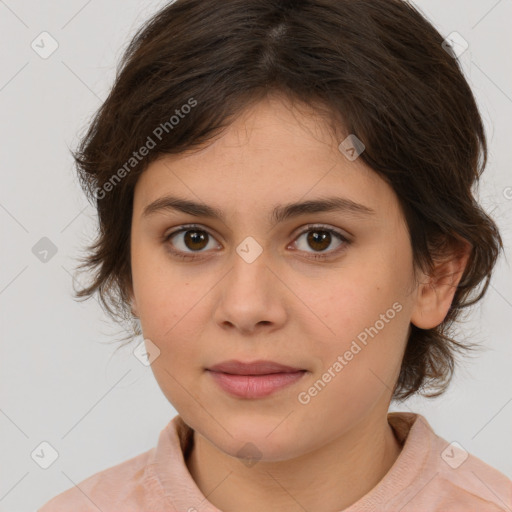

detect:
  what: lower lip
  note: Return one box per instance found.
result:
[207,370,307,399]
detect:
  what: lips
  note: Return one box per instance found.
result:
[207,359,304,375]
[206,359,307,399]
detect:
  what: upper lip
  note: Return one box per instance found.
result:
[207,360,305,375]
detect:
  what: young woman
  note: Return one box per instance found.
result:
[39,0,511,510]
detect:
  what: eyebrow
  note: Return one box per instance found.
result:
[142,195,376,226]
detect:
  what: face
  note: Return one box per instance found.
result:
[129,94,425,462]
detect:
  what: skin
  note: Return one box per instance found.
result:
[129,93,469,512]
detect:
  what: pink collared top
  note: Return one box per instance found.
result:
[38,412,512,512]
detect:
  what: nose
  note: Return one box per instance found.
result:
[212,242,287,335]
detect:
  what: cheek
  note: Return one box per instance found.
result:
[303,260,410,393]
[308,263,406,342]
[132,237,184,323]
[133,273,211,367]
[297,300,407,428]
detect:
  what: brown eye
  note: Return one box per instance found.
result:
[292,225,349,259]
[306,230,332,252]
[164,223,350,262]
[164,225,221,259]
[182,229,209,251]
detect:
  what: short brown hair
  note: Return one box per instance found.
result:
[72,0,503,401]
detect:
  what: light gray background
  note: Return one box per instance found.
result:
[1,1,511,510]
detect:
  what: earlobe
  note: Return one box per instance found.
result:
[410,241,471,330]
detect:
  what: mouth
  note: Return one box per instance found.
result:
[206,360,307,399]
[207,359,306,375]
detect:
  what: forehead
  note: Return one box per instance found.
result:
[133,95,400,223]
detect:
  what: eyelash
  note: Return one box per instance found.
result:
[163,223,351,262]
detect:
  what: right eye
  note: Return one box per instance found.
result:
[164,224,221,260]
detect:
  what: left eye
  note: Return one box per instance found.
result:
[292,226,348,256]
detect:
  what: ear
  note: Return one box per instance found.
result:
[410,238,471,330]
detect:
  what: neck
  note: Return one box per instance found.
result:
[185,411,403,512]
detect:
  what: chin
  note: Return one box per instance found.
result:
[224,437,303,464]
[206,419,307,463]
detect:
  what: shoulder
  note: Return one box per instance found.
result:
[398,413,512,511]
[432,443,512,511]
[37,448,154,512]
